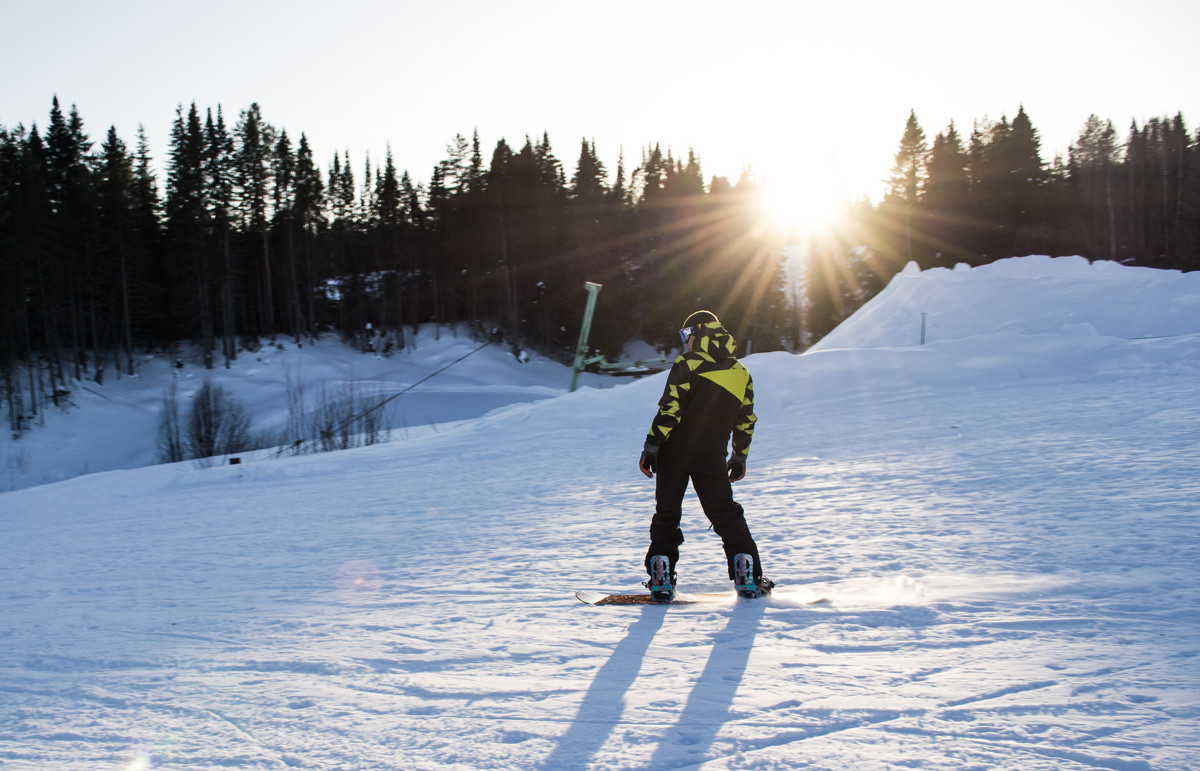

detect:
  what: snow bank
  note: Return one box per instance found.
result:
[811,255,1200,351]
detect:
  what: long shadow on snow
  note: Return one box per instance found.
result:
[538,607,667,770]
[646,601,765,769]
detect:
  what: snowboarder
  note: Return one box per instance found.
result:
[638,310,772,600]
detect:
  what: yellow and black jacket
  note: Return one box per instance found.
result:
[644,322,756,461]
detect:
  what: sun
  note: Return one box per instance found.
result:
[756,179,846,239]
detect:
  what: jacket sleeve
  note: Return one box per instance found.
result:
[730,372,756,458]
[644,356,693,447]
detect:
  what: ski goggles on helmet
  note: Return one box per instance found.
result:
[679,325,700,346]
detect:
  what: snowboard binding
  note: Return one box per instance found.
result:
[644,554,676,602]
[733,553,774,598]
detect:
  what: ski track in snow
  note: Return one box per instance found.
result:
[1,257,1199,769]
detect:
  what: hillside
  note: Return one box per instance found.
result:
[1,330,621,493]
[1,256,1197,769]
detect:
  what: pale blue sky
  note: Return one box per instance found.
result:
[3,0,1197,216]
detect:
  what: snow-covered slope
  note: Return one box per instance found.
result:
[0,329,623,492]
[1,256,1197,769]
[812,254,1200,350]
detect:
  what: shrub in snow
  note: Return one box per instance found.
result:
[186,381,252,465]
[306,380,390,453]
[156,381,252,466]
[156,383,185,464]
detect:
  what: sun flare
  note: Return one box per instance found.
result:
[757,181,845,238]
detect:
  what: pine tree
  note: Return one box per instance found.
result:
[884,110,930,264]
[1123,118,1170,265]
[924,122,970,266]
[571,138,607,202]
[467,129,484,194]
[438,133,473,198]
[0,123,60,425]
[1068,115,1120,260]
[375,147,405,342]
[1005,106,1047,254]
[629,144,675,342]
[166,103,212,357]
[235,103,275,337]
[272,130,312,342]
[293,134,324,339]
[131,125,166,345]
[0,125,22,430]
[96,126,138,375]
[887,110,930,202]
[398,169,426,335]
[44,98,99,381]
[609,148,629,207]
[963,115,1015,260]
[376,147,402,229]
[326,150,360,336]
[1177,128,1200,270]
[205,108,237,366]
[567,139,608,262]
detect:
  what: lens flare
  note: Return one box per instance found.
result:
[335,559,382,604]
[123,753,153,771]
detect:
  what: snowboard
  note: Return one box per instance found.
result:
[575,589,735,605]
[575,589,830,606]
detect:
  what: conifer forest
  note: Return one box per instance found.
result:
[1,98,1197,426]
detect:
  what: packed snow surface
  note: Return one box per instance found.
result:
[1,256,1198,769]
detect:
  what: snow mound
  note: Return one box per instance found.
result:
[811,255,1200,351]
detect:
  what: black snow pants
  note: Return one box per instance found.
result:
[645,445,761,581]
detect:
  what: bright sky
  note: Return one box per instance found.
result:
[3,0,1197,227]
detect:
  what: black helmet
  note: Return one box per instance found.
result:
[679,310,722,348]
[682,310,720,328]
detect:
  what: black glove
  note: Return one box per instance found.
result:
[639,445,660,478]
[727,454,746,482]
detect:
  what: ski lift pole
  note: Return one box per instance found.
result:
[569,282,603,392]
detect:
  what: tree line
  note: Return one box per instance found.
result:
[0,98,793,434]
[1,97,1197,434]
[803,106,1199,343]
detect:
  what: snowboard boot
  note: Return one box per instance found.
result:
[733,553,774,599]
[645,554,676,602]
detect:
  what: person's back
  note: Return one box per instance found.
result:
[655,323,753,466]
[638,310,771,600]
